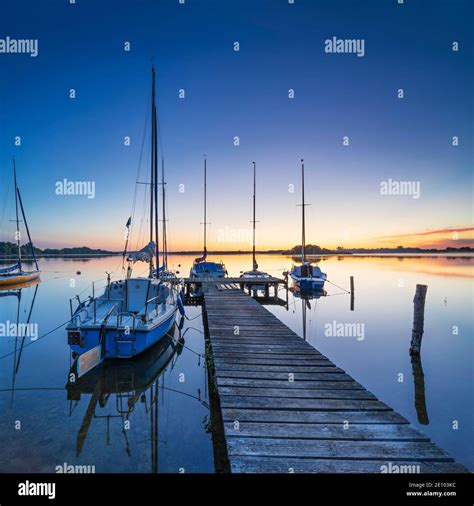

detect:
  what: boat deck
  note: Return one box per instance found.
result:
[72,298,171,329]
[202,284,467,473]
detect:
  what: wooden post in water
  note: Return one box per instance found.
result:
[411,353,429,424]
[350,276,355,311]
[410,284,428,354]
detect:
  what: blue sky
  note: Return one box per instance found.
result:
[0,0,472,250]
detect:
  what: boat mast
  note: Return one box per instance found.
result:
[252,161,257,271]
[301,159,306,264]
[161,157,167,270]
[203,156,207,260]
[149,67,155,276]
[153,68,159,273]
[13,158,21,269]
[149,65,160,277]
[17,189,39,271]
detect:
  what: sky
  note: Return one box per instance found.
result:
[0,0,472,252]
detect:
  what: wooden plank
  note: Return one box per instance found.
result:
[207,309,276,313]
[210,336,303,342]
[217,371,354,381]
[208,330,300,337]
[230,456,468,474]
[215,358,336,368]
[212,345,320,355]
[216,364,345,373]
[219,396,391,411]
[209,332,301,338]
[209,321,284,327]
[217,378,364,390]
[211,342,316,350]
[214,352,328,361]
[207,308,273,312]
[226,438,454,461]
[223,422,429,441]
[221,408,410,424]
[219,386,376,400]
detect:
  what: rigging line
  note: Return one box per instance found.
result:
[129,82,151,249]
[0,319,70,361]
[182,343,203,358]
[158,385,209,408]
[183,312,203,321]
[154,76,165,162]
[135,186,149,251]
[0,385,207,404]
[154,75,174,261]
[325,278,351,294]
[182,325,205,335]
[0,179,12,228]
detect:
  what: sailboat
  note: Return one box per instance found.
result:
[290,159,327,291]
[66,66,180,372]
[240,162,271,290]
[189,156,226,279]
[0,159,40,288]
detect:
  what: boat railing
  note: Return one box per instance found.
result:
[101,302,121,327]
[114,312,138,357]
[116,311,138,330]
[144,294,163,317]
[69,295,92,324]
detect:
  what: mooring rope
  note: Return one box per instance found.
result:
[325,278,351,294]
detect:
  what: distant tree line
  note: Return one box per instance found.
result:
[283,244,473,254]
[0,240,471,257]
[0,241,114,257]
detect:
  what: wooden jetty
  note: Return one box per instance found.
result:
[202,284,467,473]
[182,275,287,302]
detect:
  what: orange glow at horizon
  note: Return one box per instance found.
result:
[35,226,474,252]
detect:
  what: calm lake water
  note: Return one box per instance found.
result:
[0,254,472,472]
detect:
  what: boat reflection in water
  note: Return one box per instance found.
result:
[1,278,40,404]
[290,286,326,341]
[66,319,186,471]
